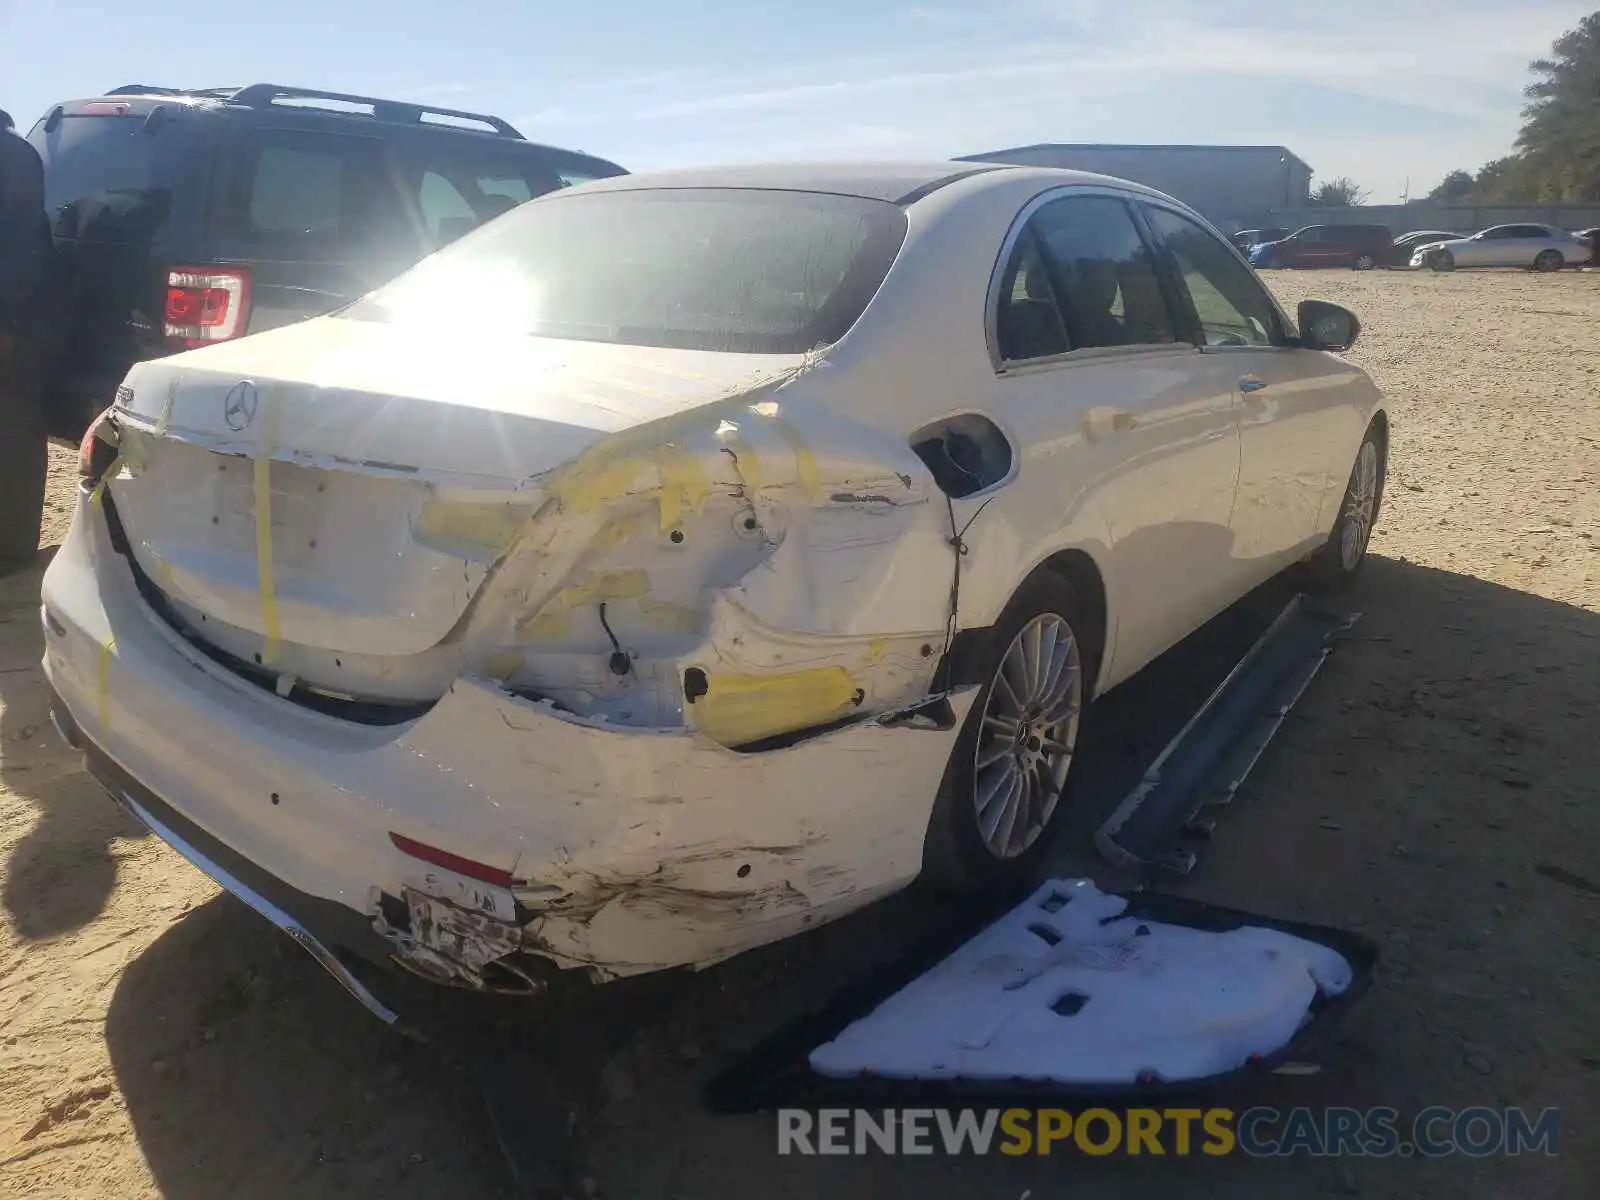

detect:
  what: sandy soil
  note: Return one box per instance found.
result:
[1,270,1596,1199]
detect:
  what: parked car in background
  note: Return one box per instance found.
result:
[4,83,626,547]
[1249,224,1393,270]
[44,162,1387,1007]
[1411,224,1589,271]
[1388,230,1466,267]
[1231,226,1289,252]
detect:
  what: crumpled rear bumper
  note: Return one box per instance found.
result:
[41,491,976,987]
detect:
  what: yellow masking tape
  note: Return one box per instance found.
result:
[252,387,282,665]
[548,454,651,514]
[771,419,821,500]
[589,517,641,555]
[413,499,530,559]
[513,570,652,641]
[97,637,117,730]
[725,434,762,495]
[155,378,178,434]
[867,637,887,663]
[654,445,710,534]
[636,597,702,634]
[88,456,125,509]
[482,650,525,679]
[514,610,572,642]
[690,666,859,747]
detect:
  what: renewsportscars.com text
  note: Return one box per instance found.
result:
[777,1106,1560,1158]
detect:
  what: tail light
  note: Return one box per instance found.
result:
[78,408,120,482]
[164,266,251,347]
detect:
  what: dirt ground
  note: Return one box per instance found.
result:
[1,270,1596,1199]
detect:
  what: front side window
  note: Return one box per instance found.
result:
[345,187,906,354]
[1143,205,1285,348]
[1027,195,1175,349]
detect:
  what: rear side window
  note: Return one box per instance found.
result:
[1028,195,1175,349]
[220,129,408,257]
[345,187,905,354]
[994,193,1174,363]
[28,114,175,243]
[1143,205,1285,347]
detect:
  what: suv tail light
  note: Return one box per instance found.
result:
[164,267,251,346]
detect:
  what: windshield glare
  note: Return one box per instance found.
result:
[345,186,908,354]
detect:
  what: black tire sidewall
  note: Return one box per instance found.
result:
[921,573,1096,893]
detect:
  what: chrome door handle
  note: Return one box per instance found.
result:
[1239,376,1269,393]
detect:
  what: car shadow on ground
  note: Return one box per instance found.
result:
[103,554,1597,1199]
[0,550,147,942]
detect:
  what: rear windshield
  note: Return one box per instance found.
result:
[343,187,908,353]
[27,113,176,242]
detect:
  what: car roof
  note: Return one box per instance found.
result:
[569,161,1031,204]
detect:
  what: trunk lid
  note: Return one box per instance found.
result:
[108,315,805,658]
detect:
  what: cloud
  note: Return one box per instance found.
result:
[517,0,1595,194]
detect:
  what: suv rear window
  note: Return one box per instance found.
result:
[344,187,907,354]
[28,113,175,243]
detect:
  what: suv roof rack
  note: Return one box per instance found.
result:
[225,84,524,139]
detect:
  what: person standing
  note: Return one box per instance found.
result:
[0,107,52,573]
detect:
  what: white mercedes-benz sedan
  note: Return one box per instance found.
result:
[43,162,1387,1004]
[1410,222,1589,271]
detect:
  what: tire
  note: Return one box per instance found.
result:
[1429,250,1455,272]
[0,337,49,574]
[922,573,1097,894]
[1353,254,1376,271]
[1304,422,1386,593]
[1533,249,1564,272]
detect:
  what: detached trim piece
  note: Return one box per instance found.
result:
[1096,593,1360,875]
[112,788,399,1026]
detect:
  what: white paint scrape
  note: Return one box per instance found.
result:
[809,880,1354,1085]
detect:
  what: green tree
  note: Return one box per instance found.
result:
[1310,176,1369,206]
[1514,11,1600,201]
[1427,169,1476,201]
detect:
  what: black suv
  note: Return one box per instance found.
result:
[7,83,625,547]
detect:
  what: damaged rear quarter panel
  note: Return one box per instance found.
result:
[391,678,979,977]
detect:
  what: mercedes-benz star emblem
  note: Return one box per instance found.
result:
[223,380,259,432]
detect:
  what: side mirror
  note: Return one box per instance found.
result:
[1298,300,1360,352]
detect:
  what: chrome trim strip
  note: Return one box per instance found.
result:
[113,790,399,1025]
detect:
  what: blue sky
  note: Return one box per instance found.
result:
[3,0,1591,201]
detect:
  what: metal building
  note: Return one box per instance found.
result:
[957,143,1313,232]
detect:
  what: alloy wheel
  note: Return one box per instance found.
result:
[1340,441,1380,571]
[972,613,1082,859]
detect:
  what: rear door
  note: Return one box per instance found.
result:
[1139,202,1349,582]
[985,189,1243,686]
[27,99,215,436]
[209,125,422,334]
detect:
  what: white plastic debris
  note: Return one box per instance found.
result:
[809,880,1353,1085]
